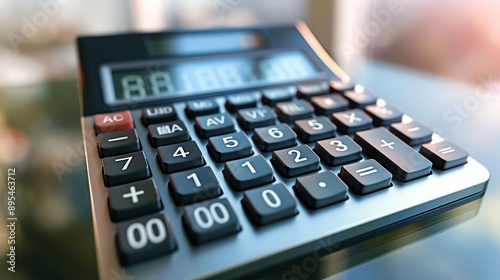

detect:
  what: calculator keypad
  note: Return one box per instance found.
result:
[90,80,475,268]
[226,93,258,112]
[343,88,378,108]
[310,94,349,115]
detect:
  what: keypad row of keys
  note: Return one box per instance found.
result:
[93,80,471,267]
[142,101,424,149]
[93,81,376,134]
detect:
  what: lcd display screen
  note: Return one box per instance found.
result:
[106,51,320,103]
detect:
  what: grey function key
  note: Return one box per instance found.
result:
[237,106,276,130]
[142,105,177,125]
[296,81,330,100]
[262,87,295,106]
[98,129,141,158]
[275,100,314,123]
[339,159,392,195]
[185,99,219,118]
[148,120,190,147]
[420,140,469,170]
[389,121,433,146]
[354,127,432,181]
[226,93,258,112]
[331,109,373,134]
[195,113,235,138]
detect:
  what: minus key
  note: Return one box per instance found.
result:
[98,129,141,158]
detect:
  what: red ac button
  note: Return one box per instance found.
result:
[94,110,134,134]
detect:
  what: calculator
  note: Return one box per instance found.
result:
[77,21,489,279]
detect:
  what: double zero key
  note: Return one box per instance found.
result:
[116,213,176,265]
[354,127,432,181]
[182,198,240,244]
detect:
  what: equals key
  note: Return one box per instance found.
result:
[420,140,469,170]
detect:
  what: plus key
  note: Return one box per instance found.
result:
[354,127,432,181]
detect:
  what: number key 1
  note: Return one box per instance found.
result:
[168,166,222,205]
[314,135,362,166]
[223,155,274,191]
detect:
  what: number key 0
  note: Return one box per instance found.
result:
[242,183,297,225]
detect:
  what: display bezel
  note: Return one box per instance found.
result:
[99,48,327,106]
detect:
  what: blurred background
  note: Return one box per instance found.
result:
[0,0,499,279]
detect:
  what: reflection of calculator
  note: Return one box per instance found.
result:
[77,22,489,279]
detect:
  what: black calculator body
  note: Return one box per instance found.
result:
[77,22,489,279]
